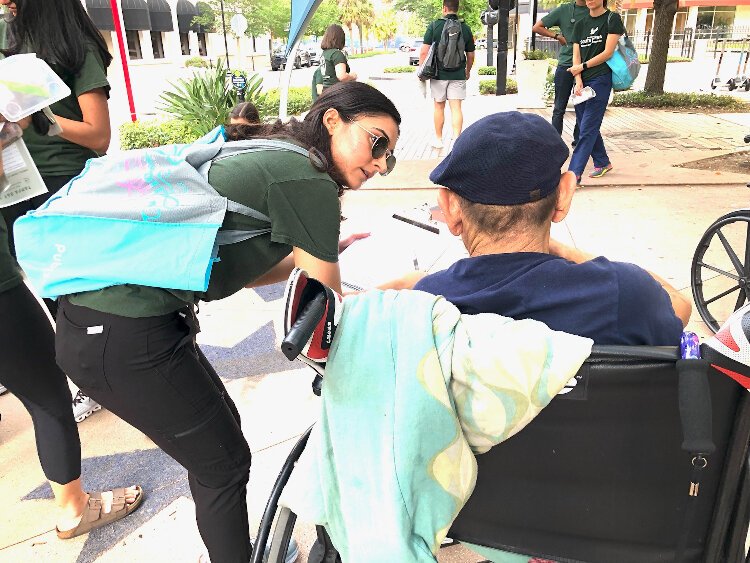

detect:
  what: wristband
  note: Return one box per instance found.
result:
[554,33,559,40]
[582,62,588,70]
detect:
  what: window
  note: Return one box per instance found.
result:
[697,6,736,31]
[673,8,688,34]
[151,31,165,59]
[180,32,191,55]
[197,32,208,57]
[621,9,638,36]
[126,30,142,60]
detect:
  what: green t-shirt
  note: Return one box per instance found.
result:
[0,214,22,293]
[311,67,323,101]
[320,49,349,88]
[572,10,625,81]
[0,20,110,177]
[541,2,591,66]
[69,149,342,317]
[423,15,475,81]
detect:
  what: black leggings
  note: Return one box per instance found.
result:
[56,298,253,563]
[0,283,80,484]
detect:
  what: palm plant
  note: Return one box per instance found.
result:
[158,63,265,137]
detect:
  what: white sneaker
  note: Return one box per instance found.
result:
[431,137,444,149]
[72,390,102,423]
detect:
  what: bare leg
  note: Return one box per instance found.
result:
[433,100,446,139]
[448,99,463,138]
[52,478,140,532]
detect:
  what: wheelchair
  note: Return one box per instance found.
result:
[252,293,750,563]
[692,134,750,333]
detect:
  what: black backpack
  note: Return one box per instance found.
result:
[436,17,466,72]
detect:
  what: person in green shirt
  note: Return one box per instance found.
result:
[319,24,357,90]
[53,82,404,563]
[419,0,475,149]
[568,0,624,184]
[532,0,588,142]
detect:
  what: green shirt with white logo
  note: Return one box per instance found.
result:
[541,2,591,66]
[0,214,22,293]
[69,149,342,317]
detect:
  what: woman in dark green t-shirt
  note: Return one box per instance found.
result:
[54,82,402,563]
[567,0,624,185]
[319,24,357,89]
[0,0,112,265]
[0,0,143,542]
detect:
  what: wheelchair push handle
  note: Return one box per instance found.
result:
[281,293,327,361]
[677,332,715,456]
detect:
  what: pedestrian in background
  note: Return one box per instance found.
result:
[419,0,475,149]
[320,24,357,90]
[532,0,588,145]
[568,0,623,184]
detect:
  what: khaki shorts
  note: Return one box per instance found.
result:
[430,79,467,102]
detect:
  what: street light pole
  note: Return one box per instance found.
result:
[219,0,230,69]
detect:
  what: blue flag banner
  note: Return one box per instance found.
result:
[287,0,323,55]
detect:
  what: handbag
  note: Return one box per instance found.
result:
[417,42,437,81]
[605,12,641,90]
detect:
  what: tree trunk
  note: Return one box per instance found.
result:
[358,25,365,53]
[643,0,678,94]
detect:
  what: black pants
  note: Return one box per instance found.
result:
[2,175,73,318]
[0,283,80,484]
[56,298,252,563]
[552,64,580,143]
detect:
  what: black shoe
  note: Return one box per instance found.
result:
[571,139,578,147]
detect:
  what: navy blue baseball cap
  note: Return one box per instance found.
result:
[429,112,569,205]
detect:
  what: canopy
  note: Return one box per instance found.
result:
[147,0,174,32]
[121,0,151,30]
[285,0,323,55]
[86,0,115,31]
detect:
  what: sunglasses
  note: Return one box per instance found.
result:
[349,120,397,176]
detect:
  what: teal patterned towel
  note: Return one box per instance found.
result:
[281,290,592,562]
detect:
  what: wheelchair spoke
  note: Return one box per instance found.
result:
[697,261,741,281]
[736,288,748,311]
[716,228,746,277]
[705,284,742,305]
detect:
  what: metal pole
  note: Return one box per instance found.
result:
[487,23,494,66]
[109,0,137,121]
[219,0,230,69]
[512,2,518,73]
[530,0,538,50]
[496,8,509,94]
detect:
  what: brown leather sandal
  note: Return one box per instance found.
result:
[56,486,144,540]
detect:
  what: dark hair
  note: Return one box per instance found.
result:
[229,101,260,124]
[321,24,346,50]
[224,82,401,193]
[457,186,559,238]
[2,0,113,76]
[444,0,459,13]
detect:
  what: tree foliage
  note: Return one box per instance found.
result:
[193,1,218,33]
[308,0,342,37]
[373,9,399,49]
[393,0,484,33]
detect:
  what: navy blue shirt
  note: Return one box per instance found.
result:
[414,252,682,345]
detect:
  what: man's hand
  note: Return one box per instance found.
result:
[0,114,32,130]
[568,64,584,76]
[573,78,584,96]
[557,35,568,46]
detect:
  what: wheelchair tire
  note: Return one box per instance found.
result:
[266,506,297,563]
[691,209,750,332]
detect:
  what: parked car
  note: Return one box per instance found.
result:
[476,38,487,49]
[270,45,312,71]
[408,40,423,65]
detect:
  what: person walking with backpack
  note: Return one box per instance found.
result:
[419,0,475,149]
[532,0,588,144]
[567,0,624,185]
[36,82,401,563]
[319,24,357,91]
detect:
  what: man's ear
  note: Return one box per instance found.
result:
[437,188,464,236]
[551,171,576,224]
[322,108,341,136]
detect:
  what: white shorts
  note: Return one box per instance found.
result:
[430,79,467,102]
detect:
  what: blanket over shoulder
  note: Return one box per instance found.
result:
[281,289,593,562]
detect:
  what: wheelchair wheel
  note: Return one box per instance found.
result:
[692,210,750,332]
[266,506,297,563]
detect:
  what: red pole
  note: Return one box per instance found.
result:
[109,0,137,122]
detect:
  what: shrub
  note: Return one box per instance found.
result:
[611,91,749,111]
[479,78,518,95]
[158,63,264,137]
[185,56,208,68]
[349,50,389,59]
[478,66,496,75]
[522,49,553,60]
[119,119,198,150]
[383,66,415,73]
[255,86,312,118]
[638,55,692,64]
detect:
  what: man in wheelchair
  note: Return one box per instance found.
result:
[414,111,692,345]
